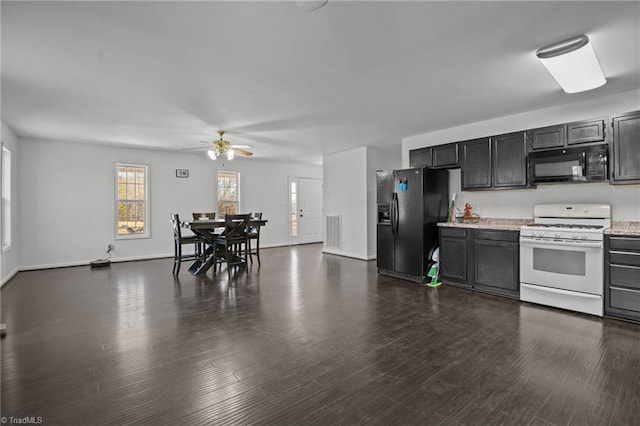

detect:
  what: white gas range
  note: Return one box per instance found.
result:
[520,204,611,317]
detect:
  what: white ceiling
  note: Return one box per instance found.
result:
[2,1,639,164]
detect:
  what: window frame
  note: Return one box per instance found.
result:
[1,143,11,253]
[114,163,150,240]
[217,170,240,217]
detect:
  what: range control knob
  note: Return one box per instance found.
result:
[555,233,561,238]
[581,235,588,240]
[572,234,579,239]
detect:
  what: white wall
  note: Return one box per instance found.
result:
[403,88,640,221]
[1,121,20,285]
[448,170,639,220]
[18,138,321,270]
[323,147,368,259]
[366,146,401,257]
[323,145,401,260]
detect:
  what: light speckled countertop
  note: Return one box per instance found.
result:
[438,218,533,231]
[605,222,640,236]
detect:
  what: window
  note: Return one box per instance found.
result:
[217,171,239,217]
[1,144,11,252]
[115,164,148,238]
[290,181,297,237]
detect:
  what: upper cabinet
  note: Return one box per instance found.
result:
[408,110,637,189]
[532,118,606,150]
[567,118,606,145]
[409,147,432,168]
[432,143,459,168]
[461,138,491,190]
[492,132,529,188]
[612,110,640,183]
[460,133,529,191]
[531,124,565,150]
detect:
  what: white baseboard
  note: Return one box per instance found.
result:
[322,248,372,261]
[1,267,19,288]
[18,253,174,272]
[261,242,294,249]
[111,253,174,263]
[6,244,299,276]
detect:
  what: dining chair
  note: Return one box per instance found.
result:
[171,213,207,275]
[192,212,222,239]
[213,213,251,277]
[247,212,262,265]
[192,212,216,220]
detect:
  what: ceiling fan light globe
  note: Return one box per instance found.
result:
[226,149,234,160]
[207,149,217,160]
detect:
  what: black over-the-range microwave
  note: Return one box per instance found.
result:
[529,144,608,184]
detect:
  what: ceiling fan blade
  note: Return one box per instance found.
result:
[231,144,253,149]
[182,146,207,151]
[232,148,253,156]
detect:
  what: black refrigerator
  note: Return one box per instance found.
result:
[376,167,449,283]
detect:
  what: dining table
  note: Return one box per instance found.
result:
[183,218,268,275]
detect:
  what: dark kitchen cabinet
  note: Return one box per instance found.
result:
[409,147,432,168]
[439,227,470,287]
[461,138,491,190]
[459,132,530,191]
[432,143,459,168]
[611,110,640,183]
[567,118,606,145]
[605,235,640,323]
[439,226,520,297]
[531,124,566,150]
[492,132,529,188]
[471,230,520,299]
[532,118,606,151]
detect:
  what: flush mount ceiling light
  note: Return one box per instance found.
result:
[536,35,606,94]
[296,0,328,12]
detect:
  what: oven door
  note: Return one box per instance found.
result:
[520,237,603,295]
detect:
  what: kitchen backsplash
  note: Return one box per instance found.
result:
[448,169,640,221]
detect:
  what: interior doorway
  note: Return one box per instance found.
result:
[289,176,323,244]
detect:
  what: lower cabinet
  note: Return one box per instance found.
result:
[439,227,470,288]
[439,227,520,298]
[471,230,520,298]
[605,235,640,323]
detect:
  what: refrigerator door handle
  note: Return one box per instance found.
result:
[394,193,400,234]
[390,196,396,236]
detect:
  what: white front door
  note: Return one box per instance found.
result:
[296,178,323,244]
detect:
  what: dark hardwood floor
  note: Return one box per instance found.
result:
[1,243,639,425]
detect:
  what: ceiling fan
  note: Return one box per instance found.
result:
[192,131,253,160]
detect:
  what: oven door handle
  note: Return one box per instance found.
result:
[519,237,602,249]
